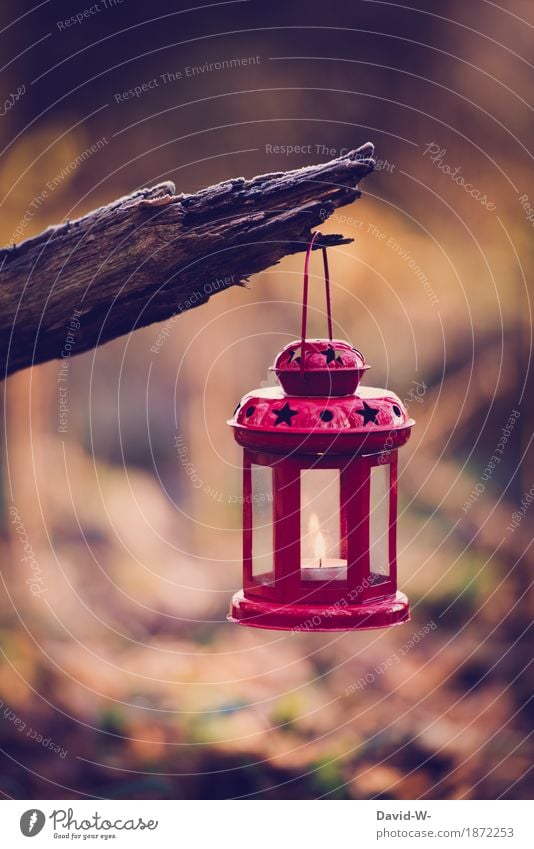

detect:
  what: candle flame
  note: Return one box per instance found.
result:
[308,513,320,534]
[314,531,326,564]
[309,513,326,565]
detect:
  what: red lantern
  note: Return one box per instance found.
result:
[228,234,415,631]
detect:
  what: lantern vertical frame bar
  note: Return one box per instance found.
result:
[341,456,370,599]
[389,450,399,589]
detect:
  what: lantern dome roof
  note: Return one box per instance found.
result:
[272,338,369,396]
[228,383,414,455]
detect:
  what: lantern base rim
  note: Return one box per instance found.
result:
[228,590,410,632]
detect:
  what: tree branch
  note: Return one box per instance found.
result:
[0,142,375,377]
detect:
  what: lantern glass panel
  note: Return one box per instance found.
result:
[251,463,274,583]
[369,463,391,580]
[300,468,347,582]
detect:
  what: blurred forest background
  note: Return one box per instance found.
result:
[0,0,532,800]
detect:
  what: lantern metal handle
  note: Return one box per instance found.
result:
[300,231,333,373]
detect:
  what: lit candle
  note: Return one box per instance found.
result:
[301,513,347,581]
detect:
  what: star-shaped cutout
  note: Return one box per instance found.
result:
[356,401,380,425]
[287,346,302,364]
[321,344,343,365]
[273,401,298,426]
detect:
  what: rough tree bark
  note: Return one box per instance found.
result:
[0,142,374,377]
